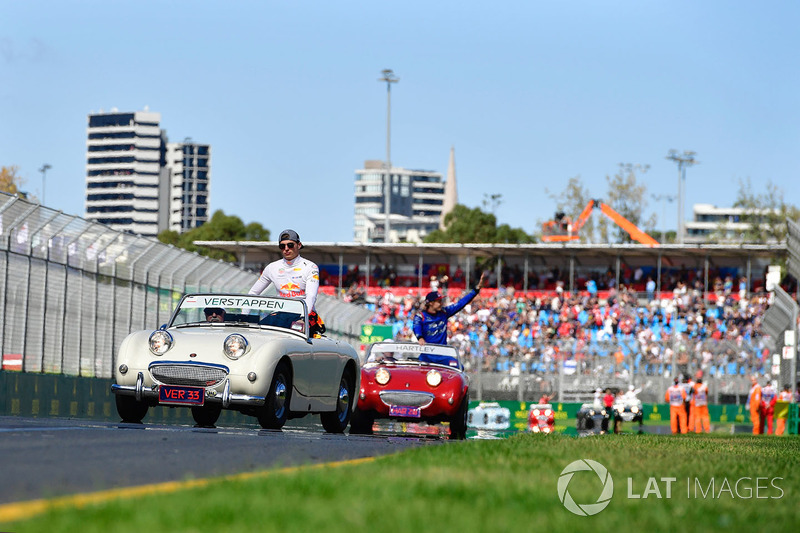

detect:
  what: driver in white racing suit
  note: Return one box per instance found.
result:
[248,229,324,335]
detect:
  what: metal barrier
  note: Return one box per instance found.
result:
[0,193,255,379]
[0,192,375,380]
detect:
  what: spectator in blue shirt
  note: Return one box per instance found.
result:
[413,272,486,345]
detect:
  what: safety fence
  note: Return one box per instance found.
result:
[0,193,373,381]
[0,193,257,379]
[458,333,772,404]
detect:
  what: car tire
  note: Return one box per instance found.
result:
[115,394,148,423]
[191,405,222,428]
[449,395,469,440]
[321,370,354,433]
[257,361,292,430]
[349,408,374,435]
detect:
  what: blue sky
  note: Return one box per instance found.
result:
[2,1,798,242]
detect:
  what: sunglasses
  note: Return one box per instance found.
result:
[278,242,296,250]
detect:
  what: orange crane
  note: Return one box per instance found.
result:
[541,199,659,246]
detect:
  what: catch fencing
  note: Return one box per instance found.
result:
[0,193,370,380]
[460,333,770,404]
[0,193,255,378]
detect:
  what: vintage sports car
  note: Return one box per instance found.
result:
[576,403,610,434]
[468,401,511,431]
[351,342,470,439]
[612,397,644,433]
[528,403,556,433]
[111,294,359,432]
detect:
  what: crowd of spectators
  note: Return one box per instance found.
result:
[354,271,779,379]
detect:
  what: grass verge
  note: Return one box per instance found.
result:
[3,433,797,532]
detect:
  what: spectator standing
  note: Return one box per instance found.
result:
[681,375,695,433]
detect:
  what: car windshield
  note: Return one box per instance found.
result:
[168,294,307,333]
[366,342,462,368]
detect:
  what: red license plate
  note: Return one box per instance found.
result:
[390,405,421,418]
[159,385,204,406]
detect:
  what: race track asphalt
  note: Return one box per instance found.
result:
[0,415,440,505]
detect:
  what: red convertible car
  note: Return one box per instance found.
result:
[351,342,469,439]
[528,403,556,434]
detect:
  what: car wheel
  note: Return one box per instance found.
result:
[349,408,374,435]
[449,395,469,440]
[321,370,354,433]
[115,394,148,423]
[258,361,292,430]
[191,405,222,428]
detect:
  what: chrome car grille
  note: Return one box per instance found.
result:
[150,363,227,387]
[379,391,435,408]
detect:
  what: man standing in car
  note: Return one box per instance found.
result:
[248,229,325,335]
[413,272,486,345]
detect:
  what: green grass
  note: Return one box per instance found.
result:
[4,434,798,533]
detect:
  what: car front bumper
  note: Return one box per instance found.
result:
[111,372,266,408]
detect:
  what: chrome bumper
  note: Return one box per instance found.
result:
[111,373,265,408]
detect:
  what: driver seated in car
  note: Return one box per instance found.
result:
[204,307,226,323]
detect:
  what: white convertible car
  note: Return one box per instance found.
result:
[111,294,360,432]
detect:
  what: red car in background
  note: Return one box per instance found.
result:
[351,342,470,439]
[528,403,556,434]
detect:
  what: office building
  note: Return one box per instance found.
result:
[85,109,210,237]
[684,203,775,243]
[353,160,445,243]
[166,141,211,232]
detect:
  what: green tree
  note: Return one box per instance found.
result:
[157,210,270,261]
[425,203,534,244]
[732,178,800,243]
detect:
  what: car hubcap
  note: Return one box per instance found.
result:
[337,381,350,421]
[274,378,287,417]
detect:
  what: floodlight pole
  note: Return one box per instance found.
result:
[39,164,51,205]
[666,150,697,245]
[378,69,398,243]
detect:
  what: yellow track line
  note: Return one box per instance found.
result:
[0,455,376,524]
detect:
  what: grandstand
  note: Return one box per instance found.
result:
[197,239,795,405]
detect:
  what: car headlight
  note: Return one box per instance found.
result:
[601,409,607,416]
[532,425,540,433]
[533,409,540,417]
[589,410,595,416]
[223,334,248,360]
[631,406,639,413]
[375,367,391,385]
[544,409,552,417]
[426,369,442,387]
[543,427,551,434]
[149,330,173,355]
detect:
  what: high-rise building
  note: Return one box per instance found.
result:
[166,141,211,232]
[85,109,210,237]
[85,109,166,236]
[353,160,444,243]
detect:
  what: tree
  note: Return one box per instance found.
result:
[157,210,270,261]
[732,178,800,243]
[424,203,534,244]
[545,175,608,243]
[604,163,656,243]
[0,166,26,196]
